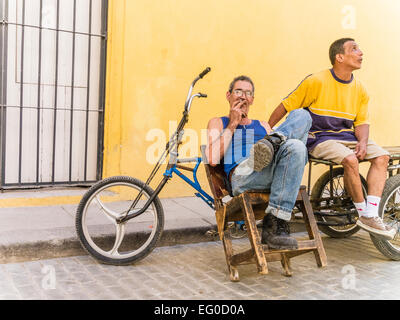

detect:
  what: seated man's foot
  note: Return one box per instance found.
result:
[249,134,283,172]
[356,216,396,240]
[261,213,298,250]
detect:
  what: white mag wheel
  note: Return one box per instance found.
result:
[75,176,164,265]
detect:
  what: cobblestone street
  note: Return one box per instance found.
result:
[0,230,399,300]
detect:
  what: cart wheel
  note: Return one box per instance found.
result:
[75,176,164,265]
[370,175,400,260]
[311,167,367,238]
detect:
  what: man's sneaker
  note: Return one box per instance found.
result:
[261,213,298,250]
[249,134,283,172]
[356,216,396,240]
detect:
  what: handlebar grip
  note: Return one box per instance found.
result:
[199,67,211,79]
[199,93,207,98]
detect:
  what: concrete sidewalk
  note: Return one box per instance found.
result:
[0,187,306,264]
[0,187,219,263]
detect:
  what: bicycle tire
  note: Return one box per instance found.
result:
[311,167,367,238]
[370,174,400,260]
[75,176,164,265]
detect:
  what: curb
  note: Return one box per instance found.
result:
[0,226,219,264]
[0,222,307,264]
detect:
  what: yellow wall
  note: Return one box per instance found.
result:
[103,0,400,198]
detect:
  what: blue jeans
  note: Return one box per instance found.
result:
[231,109,312,221]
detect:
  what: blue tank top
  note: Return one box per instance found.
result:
[221,117,267,177]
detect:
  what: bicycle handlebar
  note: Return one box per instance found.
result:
[199,67,211,79]
[185,67,211,110]
[160,68,211,167]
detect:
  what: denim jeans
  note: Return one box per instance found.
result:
[231,109,312,221]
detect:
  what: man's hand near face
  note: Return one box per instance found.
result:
[228,99,247,129]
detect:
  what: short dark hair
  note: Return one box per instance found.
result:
[228,75,255,94]
[329,38,355,65]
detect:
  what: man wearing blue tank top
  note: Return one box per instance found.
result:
[205,75,312,250]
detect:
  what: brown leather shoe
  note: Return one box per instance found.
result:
[249,139,274,172]
[250,134,284,172]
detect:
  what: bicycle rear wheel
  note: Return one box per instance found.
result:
[75,176,164,265]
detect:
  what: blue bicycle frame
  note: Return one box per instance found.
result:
[164,157,246,229]
[117,156,215,224]
[163,157,215,209]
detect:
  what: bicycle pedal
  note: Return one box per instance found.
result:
[206,229,218,237]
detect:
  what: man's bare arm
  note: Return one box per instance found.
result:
[354,124,369,160]
[205,118,236,166]
[259,121,272,135]
[205,99,247,166]
[268,103,287,129]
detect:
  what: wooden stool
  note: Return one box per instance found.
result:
[201,146,327,282]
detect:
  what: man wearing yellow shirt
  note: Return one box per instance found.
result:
[263,38,395,240]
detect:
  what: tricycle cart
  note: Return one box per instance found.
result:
[307,146,400,260]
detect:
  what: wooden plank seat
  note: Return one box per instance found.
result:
[201,145,327,282]
[308,146,400,163]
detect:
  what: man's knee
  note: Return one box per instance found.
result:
[289,109,312,127]
[370,155,390,168]
[342,154,359,171]
[282,139,307,160]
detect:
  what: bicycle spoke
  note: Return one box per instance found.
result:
[394,189,400,201]
[332,179,338,195]
[95,195,122,222]
[333,178,344,198]
[108,223,126,256]
[336,178,345,194]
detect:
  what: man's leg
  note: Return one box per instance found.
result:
[250,109,312,171]
[266,139,308,220]
[363,144,390,217]
[262,139,308,249]
[231,139,308,249]
[362,155,389,218]
[311,140,395,239]
[342,154,365,203]
[366,155,389,197]
[342,154,370,216]
[355,155,395,239]
[342,153,394,239]
[272,108,313,145]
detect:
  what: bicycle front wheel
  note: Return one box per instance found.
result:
[75,176,164,265]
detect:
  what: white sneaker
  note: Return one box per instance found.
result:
[356,216,396,240]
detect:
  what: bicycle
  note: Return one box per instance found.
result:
[75,68,246,265]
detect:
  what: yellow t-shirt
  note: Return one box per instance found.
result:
[282,69,370,150]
